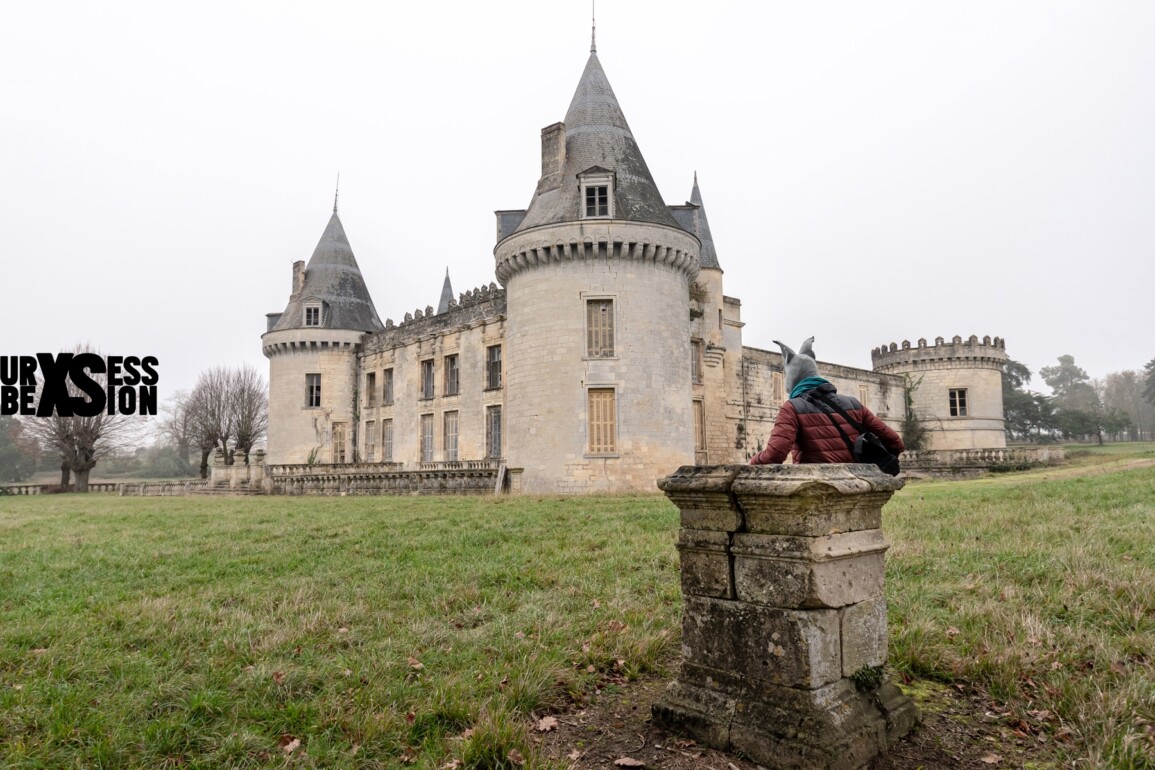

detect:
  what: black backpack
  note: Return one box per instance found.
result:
[804,391,901,476]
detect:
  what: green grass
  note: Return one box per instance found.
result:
[1,448,1153,768]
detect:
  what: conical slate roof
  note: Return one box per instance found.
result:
[514,51,680,232]
[271,211,384,333]
[437,269,454,314]
[690,174,720,270]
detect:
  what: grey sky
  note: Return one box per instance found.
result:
[3,1,1152,400]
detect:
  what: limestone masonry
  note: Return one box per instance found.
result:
[262,40,1008,493]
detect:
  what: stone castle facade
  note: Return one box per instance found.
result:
[262,40,1008,494]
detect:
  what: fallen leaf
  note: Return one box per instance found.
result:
[607,620,628,632]
[592,599,602,608]
[567,748,583,760]
[945,626,960,639]
[13,684,23,691]
[272,671,285,684]
[460,728,475,741]
[408,656,425,670]
[537,716,559,732]
[400,749,416,764]
[338,627,349,634]
[1110,661,1126,674]
[614,758,645,767]
[581,643,591,653]
[515,631,525,639]
[586,664,597,673]
[279,736,300,754]
[979,753,1002,765]
[405,712,416,724]
[508,748,526,766]
[441,761,462,770]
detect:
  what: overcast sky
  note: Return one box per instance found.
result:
[3,1,1153,400]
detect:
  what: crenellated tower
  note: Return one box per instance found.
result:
[494,40,701,492]
[262,205,384,465]
[872,335,1008,450]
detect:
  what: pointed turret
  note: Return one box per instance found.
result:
[270,210,384,333]
[512,49,679,232]
[437,269,454,314]
[689,173,721,270]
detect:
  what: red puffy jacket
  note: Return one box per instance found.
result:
[749,384,905,466]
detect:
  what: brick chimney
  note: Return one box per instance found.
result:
[538,122,566,192]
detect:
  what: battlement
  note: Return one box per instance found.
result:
[871,334,1007,372]
[364,283,506,352]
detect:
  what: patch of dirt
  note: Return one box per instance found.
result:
[532,675,1060,769]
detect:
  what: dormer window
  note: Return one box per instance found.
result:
[304,303,322,326]
[578,168,614,219]
[585,185,608,217]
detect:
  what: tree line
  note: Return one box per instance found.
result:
[1001,355,1155,444]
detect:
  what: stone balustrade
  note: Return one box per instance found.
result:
[653,463,918,769]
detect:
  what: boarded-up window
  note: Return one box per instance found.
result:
[587,300,614,357]
[332,422,346,463]
[444,355,459,396]
[486,346,502,389]
[691,339,704,384]
[588,388,617,454]
[859,385,870,410]
[366,372,377,407]
[444,411,459,461]
[365,420,376,462]
[421,360,435,400]
[383,368,394,405]
[420,414,434,461]
[772,371,785,404]
[486,406,502,459]
[693,400,706,451]
[383,419,394,461]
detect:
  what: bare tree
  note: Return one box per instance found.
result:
[159,390,196,461]
[186,364,268,477]
[23,346,143,491]
[229,364,268,462]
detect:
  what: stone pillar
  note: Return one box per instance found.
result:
[653,464,918,770]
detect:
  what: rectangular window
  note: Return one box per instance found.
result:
[693,399,706,451]
[691,339,704,384]
[365,372,377,407]
[420,359,435,400]
[383,418,394,462]
[949,388,968,417]
[859,385,870,411]
[383,368,394,405]
[586,299,615,357]
[444,411,459,461]
[420,414,434,461]
[772,371,785,404]
[588,388,617,454]
[486,345,502,390]
[365,420,376,462]
[486,405,502,459]
[306,373,321,408]
[332,422,346,463]
[585,185,609,217]
[304,304,321,326]
[444,354,459,396]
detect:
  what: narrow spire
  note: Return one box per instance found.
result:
[437,268,455,315]
[591,0,596,53]
[333,172,340,214]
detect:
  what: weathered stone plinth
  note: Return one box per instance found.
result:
[654,464,919,769]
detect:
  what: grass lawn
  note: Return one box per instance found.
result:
[2,447,1153,768]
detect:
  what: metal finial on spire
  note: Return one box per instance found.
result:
[591,0,596,53]
[334,173,340,213]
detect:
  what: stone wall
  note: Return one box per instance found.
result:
[872,335,1007,451]
[500,222,699,493]
[359,286,507,468]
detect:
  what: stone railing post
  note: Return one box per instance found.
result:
[653,464,918,769]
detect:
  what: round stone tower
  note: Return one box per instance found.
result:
[262,204,383,465]
[494,41,700,493]
[872,335,1008,450]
